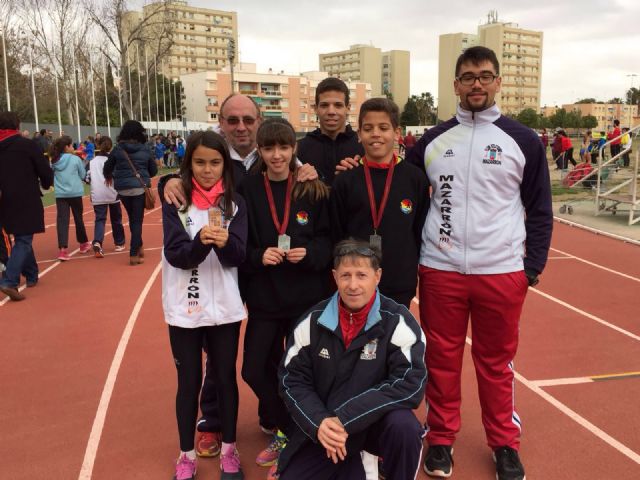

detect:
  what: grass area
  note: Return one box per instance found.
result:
[40,167,176,207]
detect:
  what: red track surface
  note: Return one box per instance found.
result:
[2,195,640,479]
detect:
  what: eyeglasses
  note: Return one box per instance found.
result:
[456,73,498,86]
[222,116,257,126]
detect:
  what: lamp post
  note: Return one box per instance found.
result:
[227,38,235,93]
[1,28,10,110]
[626,74,637,128]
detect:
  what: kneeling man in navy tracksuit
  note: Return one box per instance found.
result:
[276,239,427,480]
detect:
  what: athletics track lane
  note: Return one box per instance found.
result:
[1,212,639,479]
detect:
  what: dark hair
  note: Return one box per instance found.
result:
[614,119,620,127]
[97,136,113,155]
[455,46,500,77]
[315,77,350,106]
[333,238,381,270]
[358,97,400,129]
[0,111,20,130]
[50,135,73,163]
[253,118,329,202]
[180,130,235,216]
[219,93,261,119]
[117,120,147,144]
[39,128,46,136]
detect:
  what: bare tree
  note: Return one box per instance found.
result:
[86,0,174,120]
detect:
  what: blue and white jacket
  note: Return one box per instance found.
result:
[277,291,426,472]
[407,104,553,275]
[161,196,247,328]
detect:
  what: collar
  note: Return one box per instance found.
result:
[0,129,21,143]
[229,144,258,170]
[318,290,382,332]
[456,103,501,127]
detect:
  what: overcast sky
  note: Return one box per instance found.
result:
[185,0,640,107]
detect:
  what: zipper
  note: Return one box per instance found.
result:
[463,112,476,274]
[349,313,353,325]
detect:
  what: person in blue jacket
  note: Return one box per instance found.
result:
[50,135,92,261]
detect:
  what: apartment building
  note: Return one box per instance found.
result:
[438,12,543,120]
[181,64,372,133]
[438,33,480,121]
[122,1,238,80]
[561,103,638,131]
[319,44,410,110]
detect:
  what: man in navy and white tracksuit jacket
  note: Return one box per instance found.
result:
[406,47,552,479]
[277,239,427,480]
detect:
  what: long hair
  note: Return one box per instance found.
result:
[254,118,329,202]
[49,135,73,164]
[179,130,235,216]
[117,120,147,143]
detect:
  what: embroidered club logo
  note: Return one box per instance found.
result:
[186,216,194,226]
[360,339,378,360]
[319,348,330,359]
[296,211,309,226]
[482,144,503,165]
[400,199,413,214]
[444,149,455,158]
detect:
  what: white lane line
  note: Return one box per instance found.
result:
[35,246,164,265]
[549,247,640,283]
[554,217,640,247]
[1,206,162,307]
[463,336,640,466]
[530,288,640,342]
[530,376,594,387]
[78,262,162,480]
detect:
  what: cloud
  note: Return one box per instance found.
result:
[189,0,640,105]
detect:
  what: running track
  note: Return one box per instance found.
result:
[1,192,639,479]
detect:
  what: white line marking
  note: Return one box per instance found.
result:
[463,337,640,466]
[530,377,594,387]
[530,288,640,342]
[515,369,640,465]
[547,256,574,260]
[549,247,640,283]
[1,206,162,307]
[78,262,162,480]
[554,217,640,246]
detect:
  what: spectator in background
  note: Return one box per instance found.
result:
[404,130,416,152]
[620,127,632,167]
[558,130,576,170]
[0,112,54,301]
[21,129,30,138]
[580,131,592,164]
[35,128,51,154]
[607,119,621,160]
[540,128,548,157]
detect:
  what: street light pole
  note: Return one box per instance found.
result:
[627,74,637,128]
[227,38,235,93]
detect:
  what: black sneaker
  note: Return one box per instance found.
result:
[423,445,453,478]
[493,446,526,480]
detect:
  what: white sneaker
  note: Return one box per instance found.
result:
[114,245,126,252]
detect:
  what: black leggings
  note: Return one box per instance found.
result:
[241,317,294,436]
[169,322,241,450]
[56,197,88,248]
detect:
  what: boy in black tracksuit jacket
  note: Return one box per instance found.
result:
[330,159,428,307]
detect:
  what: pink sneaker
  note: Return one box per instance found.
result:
[79,242,92,254]
[220,443,244,479]
[57,249,71,261]
[173,453,196,480]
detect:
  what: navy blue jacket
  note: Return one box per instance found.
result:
[104,142,157,191]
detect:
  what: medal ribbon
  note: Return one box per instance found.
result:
[363,155,396,232]
[264,172,293,235]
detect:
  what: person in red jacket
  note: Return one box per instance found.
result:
[607,119,622,160]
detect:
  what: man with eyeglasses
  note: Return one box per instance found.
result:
[275,239,426,480]
[404,46,552,480]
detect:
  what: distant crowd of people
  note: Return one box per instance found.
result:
[0,46,554,480]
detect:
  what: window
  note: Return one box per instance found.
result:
[300,113,307,121]
[207,96,218,106]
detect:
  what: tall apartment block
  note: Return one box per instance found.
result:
[438,12,543,120]
[319,44,410,110]
[438,33,479,121]
[181,64,372,132]
[122,1,238,80]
